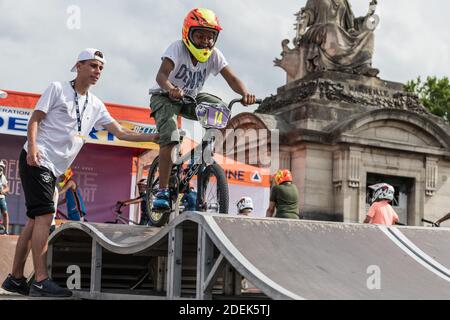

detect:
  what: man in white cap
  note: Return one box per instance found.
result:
[1,48,159,298]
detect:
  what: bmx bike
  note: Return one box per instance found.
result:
[146,90,261,227]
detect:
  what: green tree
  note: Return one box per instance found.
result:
[405,76,450,123]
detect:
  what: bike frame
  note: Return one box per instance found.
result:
[172,133,217,211]
[148,89,261,214]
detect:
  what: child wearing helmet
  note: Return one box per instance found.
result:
[363,183,399,225]
[149,8,257,211]
[266,169,300,219]
[237,197,254,216]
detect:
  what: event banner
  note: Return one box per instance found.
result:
[0,105,158,150]
[65,143,135,223]
[0,136,135,225]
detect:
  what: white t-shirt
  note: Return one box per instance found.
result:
[0,174,7,199]
[151,40,228,97]
[24,81,115,177]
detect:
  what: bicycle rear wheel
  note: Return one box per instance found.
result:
[198,164,229,214]
[146,156,170,227]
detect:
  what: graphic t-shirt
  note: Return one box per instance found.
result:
[151,40,228,97]
[23,82,115,177]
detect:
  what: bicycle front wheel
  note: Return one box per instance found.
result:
[198,164,229,214]
[146,156,170,227]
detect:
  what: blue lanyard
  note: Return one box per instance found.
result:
[70,80,89,133]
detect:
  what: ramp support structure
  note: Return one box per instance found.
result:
[167,227,183,298]
[90,240,102,294]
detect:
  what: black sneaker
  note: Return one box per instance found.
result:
[1,274,30,296]
[29,278,72,298]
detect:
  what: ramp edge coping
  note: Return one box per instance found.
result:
[379,226,450,282]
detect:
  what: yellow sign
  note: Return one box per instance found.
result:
[85,120,159,150]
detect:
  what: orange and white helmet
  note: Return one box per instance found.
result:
[182,8,222,63]
[59,168,74,188]
[273,169,293,185]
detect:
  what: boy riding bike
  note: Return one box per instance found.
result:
[150,7,256,211]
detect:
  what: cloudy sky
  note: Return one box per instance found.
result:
[1,0,449,126]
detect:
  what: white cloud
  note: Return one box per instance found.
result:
[0,0,449,115]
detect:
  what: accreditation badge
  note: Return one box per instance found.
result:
[74,132,87,143]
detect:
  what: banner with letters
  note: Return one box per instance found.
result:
[0,105,159,150]
[0,136,134,225]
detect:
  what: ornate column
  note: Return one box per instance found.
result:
[348,148,362,188]
[425,157,438,197]
[333,151,343,190]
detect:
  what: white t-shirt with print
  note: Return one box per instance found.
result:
[0,174,7,199]
[23,81,115,177]
[151,40,228,97]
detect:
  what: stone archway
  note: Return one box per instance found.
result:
[328,109,450,224]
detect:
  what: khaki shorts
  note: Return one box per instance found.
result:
[150,93,223,147]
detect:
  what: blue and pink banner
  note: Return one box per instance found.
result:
[0,136,135,225]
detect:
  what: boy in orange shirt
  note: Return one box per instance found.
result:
[364,183,399,226]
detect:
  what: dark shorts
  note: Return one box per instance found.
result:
[19,150,56,219]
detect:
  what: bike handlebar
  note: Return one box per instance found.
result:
[149,89,262,110]
[421,218,440,227]
[149,88,166,96]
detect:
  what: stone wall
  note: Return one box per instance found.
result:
[229,71,450,226]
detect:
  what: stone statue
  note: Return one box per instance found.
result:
[275,0,380,83]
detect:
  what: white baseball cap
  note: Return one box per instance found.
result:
[0,90,7,99]
[71,48,106,72]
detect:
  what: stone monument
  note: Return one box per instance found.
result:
[227,0,450,224]
[275,0,380,82]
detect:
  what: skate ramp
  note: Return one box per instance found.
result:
[47,214,450,300]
